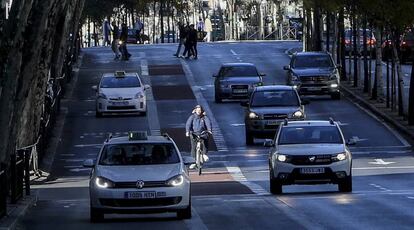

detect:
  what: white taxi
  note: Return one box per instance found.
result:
[83,131,194,222]
[93,71,148,117]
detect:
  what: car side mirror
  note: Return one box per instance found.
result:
[346,139,356,146]
[263,140,274,147]
[283,66,290,71]
[182,156,196,166]
[259,73,266,77]
[144,84,150,90]
[301,99,310,105]
[83,159,95,168]
[240,101,249,107]
[91,85,98,91]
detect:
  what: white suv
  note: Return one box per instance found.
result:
[83,131,194,222]
[267,120,353,194]
[93,71,149,117]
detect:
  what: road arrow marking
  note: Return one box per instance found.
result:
[369,159,396,165]
[351,136,368,142]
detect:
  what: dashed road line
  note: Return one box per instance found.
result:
[141,58,161,136]
[225,165,269,196]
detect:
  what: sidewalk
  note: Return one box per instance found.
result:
[0,54,84,230]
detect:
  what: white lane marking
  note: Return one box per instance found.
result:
[230,49,237,55]
[230,123,245,127]
[354,165,414,170]
[181,60,229,152]
[407,196,414,199]
[350,136,368,142]
[141,59,161,136]
[69,168,91,172]
[73,144,102,148]
[368,159,396,165]
[225,165,269,195]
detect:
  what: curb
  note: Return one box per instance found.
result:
[0,194,36,230]
[340,84,414,146]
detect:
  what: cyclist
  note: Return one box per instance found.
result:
[185,105,212,169]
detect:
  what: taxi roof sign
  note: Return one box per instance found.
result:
[128,131,148,140]
[115,71,126,78]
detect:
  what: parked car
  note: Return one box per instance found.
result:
[83,131,194,222]
[92,71,149,117]
[242,85,307,145]
[266,119,354,194]
[284,52,341,100]
[213,63,265,103]
[382,29,414,63]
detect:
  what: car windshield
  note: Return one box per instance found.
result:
[293,55,333,68]
[278,126,343,145]
[251,90,299,107]
[219,66,258,77]
[99,143,180,165]
[100,76,141,88]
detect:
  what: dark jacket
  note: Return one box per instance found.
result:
[112,25,119,40]
[120,25,128,42]
[186,113,212,139]
[188,28,198,44]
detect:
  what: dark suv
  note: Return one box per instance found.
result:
[284,52,341,100]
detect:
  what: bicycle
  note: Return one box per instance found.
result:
[191,131,208,175]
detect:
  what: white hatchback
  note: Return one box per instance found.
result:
[93,71,149,117]
[83,132,194,222]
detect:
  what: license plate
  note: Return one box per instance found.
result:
[232,89,248,93]
[112,101,128,105]
[300,168,325,174]
[126,191,156,199]
[306,87,321,91]
[267,120,280,125]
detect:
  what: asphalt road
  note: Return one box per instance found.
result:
[17,41,414,230]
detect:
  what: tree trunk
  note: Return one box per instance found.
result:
[409,62,414,125]
[363,17,368,92]
[372,28,383,100]
[326,12,330,52]
[352,11,358,87]
[392,32,404,116]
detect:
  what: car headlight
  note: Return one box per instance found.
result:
[134,92,144,99]
[332,152,347,161]
[220,84,229,88]
[292,110,304,118]
[248,112,259,119]
[98,92,107,99]
[330,83,338,88]
[277,154,287,162]
[167,174,184,186]
[95,176,114,189]
[118,40,123,45]
[255,82,263,87]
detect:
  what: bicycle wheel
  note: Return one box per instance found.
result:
[196,142,202,175]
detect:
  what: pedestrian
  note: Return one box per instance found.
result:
[197,17,204,32]
[110,21,121,60]
[103,19,111,46]
[204,16,212,42]
[182,24,192,58]
[119,23,131,60]
[174,22,186,57]
[187,24,198,59]
[134,19,143,44]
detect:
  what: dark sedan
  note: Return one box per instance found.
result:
[213,63,265,103]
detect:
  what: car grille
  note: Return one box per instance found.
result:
[109,97,133,100]
[290,155,333,165]
[263,114,288,119]
[107,106,136,110]
[300,76,329,82]
[100,197,182,207]
[113,181,168,189]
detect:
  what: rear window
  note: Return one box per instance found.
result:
[278,126,343,145]
[99,143,180,165]
[100,76,141,88]
[219,66,258,77]
[251,90,299,107]
[292,55,333,68]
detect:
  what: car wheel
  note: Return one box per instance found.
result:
[331,92,341,100]
[90,207,104,222]
[177,202,192,219]
[338,175,352,192]
[269,169,282,194]
[95,111,103,118]
[245,128,254,145]
[214,92,222,103]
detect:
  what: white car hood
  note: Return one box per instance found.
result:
[277,144,345,155]
[100,87,143,99]
[96,164,181,182]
